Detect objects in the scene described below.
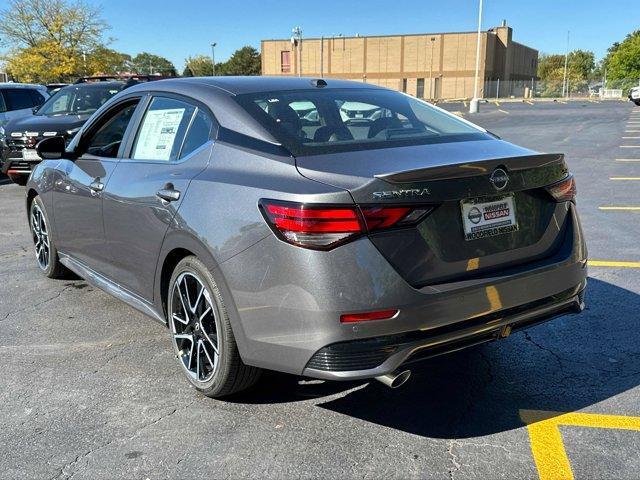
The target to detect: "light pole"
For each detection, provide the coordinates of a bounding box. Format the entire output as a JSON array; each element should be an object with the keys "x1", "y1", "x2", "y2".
[
  {"x1": 211, "y1": 43, "x2": 217, "y2": 76},
  {"x1": 292, "y1": 26, "x2": 302, "y2": 77},
  {"x1": 429, "y1": 37, "x2": 436, "y2": 100},
  {"x1": 469, "y1": 0, "x2": 483, "y2": 113},
  {"x1": 562, "y1": 31, "x2": 570, "y2": 98}
]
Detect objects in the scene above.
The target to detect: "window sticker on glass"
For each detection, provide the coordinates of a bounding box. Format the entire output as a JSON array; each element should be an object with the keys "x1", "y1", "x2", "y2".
[{"x1": 133, "y1": 108, "x2": 186, "y2": 160}]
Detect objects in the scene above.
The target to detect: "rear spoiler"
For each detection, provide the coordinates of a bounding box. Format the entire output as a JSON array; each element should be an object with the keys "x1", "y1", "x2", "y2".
[{"x1": 375, "y1": 153, "x2": 565, "y2": 184}]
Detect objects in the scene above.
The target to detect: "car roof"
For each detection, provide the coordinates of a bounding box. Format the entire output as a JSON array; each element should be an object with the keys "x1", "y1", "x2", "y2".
[
  {"x1": 61, "y1": 81, "x2": 126, "y2": 89},
  {"x1": 0, "y1": 83, "x2": 46, "y2": 90},
  {"x1": 130, "y1": 76, "x2": 382, "y2": 96}
]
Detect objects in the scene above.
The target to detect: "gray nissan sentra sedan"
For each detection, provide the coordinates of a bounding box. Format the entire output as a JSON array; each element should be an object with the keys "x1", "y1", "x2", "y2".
[{"x1": 26, "y1": 77, "x2": 587, "y2": 397}]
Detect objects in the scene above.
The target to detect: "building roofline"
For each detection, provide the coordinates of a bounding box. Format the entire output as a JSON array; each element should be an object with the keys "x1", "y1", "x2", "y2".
[{"x1": 261, "y1": 29, "x2": 499, "y2": 43}]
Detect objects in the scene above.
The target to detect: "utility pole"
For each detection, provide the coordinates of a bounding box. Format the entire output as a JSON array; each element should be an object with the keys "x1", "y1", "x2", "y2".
[
  {"x1": 469, "y1": 0, "x2": 483, "y2": 113},
  {"x1": 292, "y1": 26, "x2": 302, "y2": 77},
  {"x1": 562, "y1": 31, "x2": 570, "y2": 98},
  {"x1": 429, "y1": 37, "x2": 436, "y2": 100},
  {"x1": 211, "y1": 43, "x2": 217, "y2": 76}
]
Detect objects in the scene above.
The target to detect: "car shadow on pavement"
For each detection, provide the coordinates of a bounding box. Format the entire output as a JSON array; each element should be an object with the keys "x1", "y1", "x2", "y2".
[{"x1": 235, "y1": 277, "x2": 640, "y2": 438}]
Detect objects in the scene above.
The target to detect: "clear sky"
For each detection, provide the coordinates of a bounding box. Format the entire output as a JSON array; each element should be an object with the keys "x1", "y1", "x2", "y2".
[{"x1": 88, "y1": 0, "x2": 640, "y2": 69}]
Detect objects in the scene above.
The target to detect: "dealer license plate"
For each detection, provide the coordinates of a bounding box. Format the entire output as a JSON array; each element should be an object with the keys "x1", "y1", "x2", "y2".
[{"x1": 461, "y1": 195, "x2": 519, "y2": 241}]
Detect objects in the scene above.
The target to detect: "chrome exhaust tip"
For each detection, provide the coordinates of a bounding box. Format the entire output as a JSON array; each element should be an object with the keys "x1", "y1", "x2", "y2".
[{"x1": 375, "y1": 369, "x2": 411, "y2": 389}]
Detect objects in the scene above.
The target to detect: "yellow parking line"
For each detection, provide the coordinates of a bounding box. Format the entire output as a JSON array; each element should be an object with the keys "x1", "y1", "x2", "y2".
[
  {"x1": 609, "y1": 177, "x2": 640, "y2": 180},
  {"x1": 616, "y1": 158, "x2": 640, "y2": 162},
  {"x1": 498, "y1": 109, "x2": 510, "y2": 114},
  {"x1": 622, "y1": 136, "x2": 640, "y2": 139},
  {"x1": 599, "y1": 206, "x2": 640, "y2": 210},
  {"x1": 521, "y1": 409, "x2": 640, "y2": 480},
  {"x1": 588, "y1": 260, "x2": 640, "y2": 268}
]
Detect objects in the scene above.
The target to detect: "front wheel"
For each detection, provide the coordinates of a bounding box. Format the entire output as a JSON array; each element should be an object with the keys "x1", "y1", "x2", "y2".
[
  {"x1": 168, "y1": 256, "x2": 262, "y2": 398},
  {"x1": 634, "y1": 100, "x2": 640, "y2": 106}
]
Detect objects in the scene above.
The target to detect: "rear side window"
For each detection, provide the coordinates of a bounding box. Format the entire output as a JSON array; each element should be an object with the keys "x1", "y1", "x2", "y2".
[
  {"x1": 4, "y1": 89, "x2": 35, "y2": 110},
  {"x1": 235, "y1": 88, "x2": 489, "y2": 156},
  {"x1": 179, "y1": 109, "x2": 213, "y2": 159},
  {"x1": 131, "y1": 97, "x2": 196, "y2": 162},
  {"x1": 0, "y1": 92, "x2": 6, "y2": 112}
]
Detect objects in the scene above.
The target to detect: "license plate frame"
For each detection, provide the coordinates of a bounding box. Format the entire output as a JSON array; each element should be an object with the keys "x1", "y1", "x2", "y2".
[{"x1": 460, "y1": 195, "x2": 519, "y2": 241}]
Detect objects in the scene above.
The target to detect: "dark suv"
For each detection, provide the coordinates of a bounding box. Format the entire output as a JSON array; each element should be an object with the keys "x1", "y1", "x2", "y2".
[{"x1": 0, "y1": 78, "x2": 151, "y2": 185}]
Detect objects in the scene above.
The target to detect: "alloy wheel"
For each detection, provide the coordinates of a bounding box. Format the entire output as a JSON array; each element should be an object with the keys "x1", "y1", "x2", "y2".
[
  {"x1": 169, "y1": 272, "x2": 220, "y2": 383},
  {"x1": 30, "y1": 203, "x2": 50, "y2": 270}
]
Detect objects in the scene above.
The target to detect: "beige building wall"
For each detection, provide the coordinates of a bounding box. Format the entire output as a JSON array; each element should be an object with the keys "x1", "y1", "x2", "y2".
[{"x1": 261, "y1": 24, "x2": 537, "y2": 100}]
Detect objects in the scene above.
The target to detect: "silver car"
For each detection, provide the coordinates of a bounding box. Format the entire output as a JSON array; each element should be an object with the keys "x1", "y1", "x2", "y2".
[
  {"x1": 0, "y1": 83, "x2": 48, "y2": 127},
  {"x1": 27, "y1": 77, "x2": 587, "y2": 397}
]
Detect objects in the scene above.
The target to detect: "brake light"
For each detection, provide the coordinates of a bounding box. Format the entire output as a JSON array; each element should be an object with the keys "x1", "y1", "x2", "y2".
[
  {"x1": 340, "y1": 309, "x2": 399, "y2": 323},
  {"x1": 260, "y1": 200, "x2": 433, "y2": 250},
  {"x1": 546, "y1": 175, "x2": 576, "y2": 202}
]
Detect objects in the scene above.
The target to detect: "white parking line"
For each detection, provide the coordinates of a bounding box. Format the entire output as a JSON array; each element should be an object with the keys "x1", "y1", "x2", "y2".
[
  {"x1": 620, "y1": 146, "x2": 640, "y2": 148},
  {"x1": 622, "y1": 137, "x2": 640, "y2": 139},
  {"x1": 616, "y1": 159, "x2": 640, "y2": 162}
]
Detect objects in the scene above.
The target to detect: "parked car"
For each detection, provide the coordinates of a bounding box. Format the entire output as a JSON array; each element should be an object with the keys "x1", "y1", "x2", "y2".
[
  {"x1": 1, "y1": 80, "x2": 138, "y2": 185},
  {"x1": 27, "y1": 77, "x2": 587, "y2": 397},
  {"x1": 629, "y1": 86, "x2": 640, "y2": 106},
  {"x1": 0, "y1": 83, "x2": 48, "y2": 127}
]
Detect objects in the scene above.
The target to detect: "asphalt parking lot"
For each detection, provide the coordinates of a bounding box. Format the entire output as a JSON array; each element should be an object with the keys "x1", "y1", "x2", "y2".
[{"x1": 1, "y1": 99, "x2": 639, "y2": 480}]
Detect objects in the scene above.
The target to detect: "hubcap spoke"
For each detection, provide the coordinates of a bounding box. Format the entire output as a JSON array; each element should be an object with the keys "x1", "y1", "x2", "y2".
[{"x1": 30, "y1": 205, "x2": 50, "y2": 270}]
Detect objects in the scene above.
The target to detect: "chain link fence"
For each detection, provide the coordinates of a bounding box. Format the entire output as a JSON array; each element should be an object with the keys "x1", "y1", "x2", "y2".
[{"x1": 481, "y1": 78, "x2": 640, "y2": 100}]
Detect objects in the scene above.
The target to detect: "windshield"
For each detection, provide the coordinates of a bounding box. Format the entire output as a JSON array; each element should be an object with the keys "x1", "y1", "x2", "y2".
[
  {"x1": 37, "y1": 84, "x2": 122, "y2": 116},
  {"x1": 234, "y1": 88, "x2": 489, "y2": 156}
]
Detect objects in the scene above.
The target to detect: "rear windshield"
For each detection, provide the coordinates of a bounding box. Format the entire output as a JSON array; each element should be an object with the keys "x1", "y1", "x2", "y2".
[
  {"x1": 234, "y1": 88, "x2": 490, "y2": 156},
  {"x1": 37, "y1": 84, "x2": 123, "y2": 116}
]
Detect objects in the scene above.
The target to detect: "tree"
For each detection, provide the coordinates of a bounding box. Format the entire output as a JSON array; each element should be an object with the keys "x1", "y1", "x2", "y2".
[
  {"x1": 86, "y1": 47, "x2": 131, "y2": 76},
  {"x1": 217, "y1": 46, "x2": 261, "y2": 76},
  {"x1": 537, "y1": 50, "x2": 595, "y2": 97},
  {"x1": 606, "y1": 30, "x2": 640, "y2": 90},
  {"x1": 0, "y1": 0, "x2": 109, "y2": 82},
  {"x1": 183, "y1": 55, "x2": 213, "y2": 77},
  {"x1": 129, "y1": 52, "x2": 177, "y2": 76}
]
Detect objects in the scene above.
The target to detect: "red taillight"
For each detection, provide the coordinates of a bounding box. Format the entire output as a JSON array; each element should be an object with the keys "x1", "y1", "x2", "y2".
[
  {"x1": 340, "y1": 309, "x2": 399, "y2": 323},
  {"x1": 260, "y1": 200, "x2": 433, "y2": 250},
  {"x1": 546, "y1": 175, "x2": 576, "y2": 202}
]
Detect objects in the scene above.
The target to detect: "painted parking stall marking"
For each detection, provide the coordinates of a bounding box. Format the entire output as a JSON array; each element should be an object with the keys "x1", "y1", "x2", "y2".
[{"x1": 521, "y1": 409, "x2": 640, "y2": 480}]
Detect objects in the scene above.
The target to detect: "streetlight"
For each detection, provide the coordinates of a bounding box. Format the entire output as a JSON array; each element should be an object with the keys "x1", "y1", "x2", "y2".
[
  {"x1": 469, "y1": 0, "x2": 483, "y2": 113},
  {"x1": 211, "y1": 43, "x2": 217, "y2": 76},
  {"x1": 429, "y1": 37, "x2": 436, "y2": 100},
  {"x1": 292, "y1": 26, "x2": 302, "y2": 77}
]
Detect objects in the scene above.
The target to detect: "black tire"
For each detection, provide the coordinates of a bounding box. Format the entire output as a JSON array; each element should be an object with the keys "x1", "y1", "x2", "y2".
[
  {"x1": 8, "y1": 174, "x2": 28, "y2": 186},
  {"x1": 168, "y1": 256, "x2": 262, "y2": 398},
  {"x1": 30, "y1": 196, "x2": 66, "y2": 278},
  {"x1": 634, "y1": 101, "x2": 640, "y2": 106}
]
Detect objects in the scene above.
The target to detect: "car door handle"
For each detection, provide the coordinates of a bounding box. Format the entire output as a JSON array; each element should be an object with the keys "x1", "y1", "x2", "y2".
[
  {"x1": 156, "y1": 188, "x2": 181, "y2": 203},
  {"x1": 89, "y1": 178, "x2": 104, "y2": 192}
]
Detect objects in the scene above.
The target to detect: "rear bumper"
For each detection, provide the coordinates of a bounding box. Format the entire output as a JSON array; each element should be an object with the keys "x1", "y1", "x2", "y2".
[
  {"x1": 219, "y1": 202, "x2": 588, "y2": 379},
  {"x1": 303, "y1": 283, "x2": 585, "y2": 380}
]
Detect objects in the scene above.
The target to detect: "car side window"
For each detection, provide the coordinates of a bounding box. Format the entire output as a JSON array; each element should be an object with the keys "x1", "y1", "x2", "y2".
[
  {"x1": 83, "y1": 102, "x2": 139, "y2": 158},
  {"x1": 5, "y1": 89, "x2": 34, "y2": 111},
  {"x1": 131, "y1": 97, "x2": 196, "y2": 162},
  {"x1": 179, "y1": 109, "x2": 213, "y2": 159},
  {"x1": 0, "y1": 92, "x2": 6, "y2": 113},
  {"x1": 29, "y1": 90, "x2": 47, "y2": 107}
]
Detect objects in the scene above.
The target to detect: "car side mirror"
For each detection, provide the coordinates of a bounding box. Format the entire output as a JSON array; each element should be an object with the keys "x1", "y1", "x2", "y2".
[
  {"x1": 32, "y1": 106, "x2": 40, "y2": 114},
  {"x1": 36, "y1": 136, "x2": 70, "y2": 160}
]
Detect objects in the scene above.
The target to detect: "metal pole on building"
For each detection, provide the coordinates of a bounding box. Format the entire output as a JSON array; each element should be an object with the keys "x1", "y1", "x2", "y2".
[
  {"x1": 469, "y1": 0, "x2": 483, "y2": 113},
  {"x1": 562, "y1": 31, "x2": 570, "y2": 98},
  {"x1": 320, "y1": 36, "x2": 324, "y2": 77},
  {"x1": 496, "y1": 78, "x2": 500, "y2": 99},
  {"x1": 429, "y1": 37, "x2": 436, "y2": 99},
  {"x1": 210, "y1": 43, "x2": 217, "y2": 76}
]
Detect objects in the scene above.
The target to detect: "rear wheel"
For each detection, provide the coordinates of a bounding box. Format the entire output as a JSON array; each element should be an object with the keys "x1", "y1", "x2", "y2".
[
  {"x1": 8, "y1": 174, "x2": 28, "y2": 186},
  {"x1": 30, "y1": 196, "x2": 66, "y2": 278},
  {"x1": 168, "y1": 256, "x2": 262, "y2": 397}
]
